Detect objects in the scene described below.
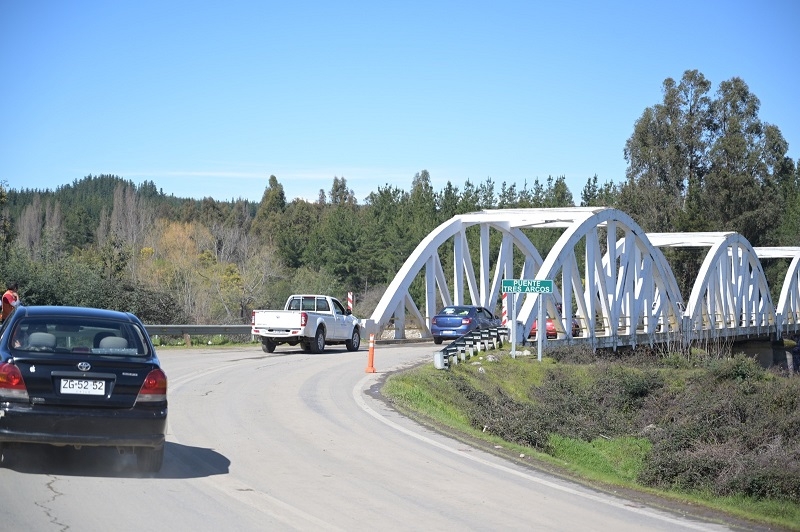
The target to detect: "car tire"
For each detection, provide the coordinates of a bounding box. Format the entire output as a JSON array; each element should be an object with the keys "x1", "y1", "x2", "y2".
[
  {"x1": 262, "y1": 339, "x2": 276, "y2": 353},
  {"x1": 310, "y1": 327, "x2": 325, "y2": 354},
  {"x1": 345, "y1": 328, "x2": 361, "y2": 351},
  {"x1": 136, "y1": 446, "x2": 164, "y2": 473},
  {"x1": 433, "y1": 337, "x2": 443, "y2": 345}
]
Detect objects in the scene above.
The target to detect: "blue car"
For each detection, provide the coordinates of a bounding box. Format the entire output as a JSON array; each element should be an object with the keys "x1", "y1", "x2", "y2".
[
  {"x1": 430, "y1": 305, "x2": 500, "y2": 345},
  {"x1": 0, "y1": 305, "x2": 167, "y2": 472}
]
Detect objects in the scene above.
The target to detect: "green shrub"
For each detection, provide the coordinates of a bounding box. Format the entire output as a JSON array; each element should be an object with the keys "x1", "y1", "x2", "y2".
[
  {"x1": 707, "y1": 354, "x2": 766, "y2": 382},
  {"x1": 443, "y1": 354, "x2": 800, "y2": 503}
]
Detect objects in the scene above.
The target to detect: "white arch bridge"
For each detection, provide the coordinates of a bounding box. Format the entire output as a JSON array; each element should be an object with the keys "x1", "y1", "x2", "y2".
[{"x1": 365, "y1": 208, "x2": 800, "y2": 351}]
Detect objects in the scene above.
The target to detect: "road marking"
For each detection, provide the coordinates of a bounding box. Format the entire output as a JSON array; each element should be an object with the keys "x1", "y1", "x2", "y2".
[{"x1": 353, "y1": 374, "x2": 723, "y2": 532}]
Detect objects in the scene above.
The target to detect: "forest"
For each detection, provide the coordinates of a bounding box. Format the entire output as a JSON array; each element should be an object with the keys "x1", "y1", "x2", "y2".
[{"x1": 1, "y1": 71, "x2": 798, "y2": 326}]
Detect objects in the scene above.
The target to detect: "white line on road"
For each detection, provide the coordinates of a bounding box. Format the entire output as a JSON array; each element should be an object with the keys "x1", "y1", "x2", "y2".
[{"x1": 353, "y1": 373, "x2": 724, "y2": 532}]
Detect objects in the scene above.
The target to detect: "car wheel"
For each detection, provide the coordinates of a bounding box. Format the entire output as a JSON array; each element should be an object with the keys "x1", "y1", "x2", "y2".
[
  {"x1": 310, "y1": 327, "x2": 325, "y2": 354},
  {"x1": 136, "y1": 446, "x2": 164, "y2": 473},
  {"x1": 433, "y1": 337, "x2": 443, "y2": 345},
  {"x1": 262, "y1": 339, "x2": 276, "y2": 353},
  {"x1": 345, "y1": 328, "x2": 361, "y2": 351}
]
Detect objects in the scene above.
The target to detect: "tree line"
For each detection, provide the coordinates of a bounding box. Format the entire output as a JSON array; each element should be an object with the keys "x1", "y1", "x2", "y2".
[{"x1": 1, "y1": 70, "x2": 797, "y2": 325}]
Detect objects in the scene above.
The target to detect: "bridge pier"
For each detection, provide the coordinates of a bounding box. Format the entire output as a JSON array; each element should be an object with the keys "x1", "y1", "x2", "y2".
[{"x1": 731, "y1": 338, "x2": 795, "y2": 370}]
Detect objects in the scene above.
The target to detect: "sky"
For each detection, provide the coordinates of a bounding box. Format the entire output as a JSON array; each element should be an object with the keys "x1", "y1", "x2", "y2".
[{"x1": 1, "y1": 0, "x2": 798, "y2": 204}]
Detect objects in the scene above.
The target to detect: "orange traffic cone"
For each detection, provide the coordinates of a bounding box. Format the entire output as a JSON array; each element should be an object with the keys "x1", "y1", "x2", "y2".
[{"x1": 365, "y1": 333, "x2": 376, "y2": 373}]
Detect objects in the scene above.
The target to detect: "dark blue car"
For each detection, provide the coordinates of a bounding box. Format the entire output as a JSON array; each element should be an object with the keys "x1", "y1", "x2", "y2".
[
  {"x1": 0, "y1": 305, "x2": 167, "y2": 472},
  {"x1": 430, "y1": 305, "x2": 500, "y2": 345}
]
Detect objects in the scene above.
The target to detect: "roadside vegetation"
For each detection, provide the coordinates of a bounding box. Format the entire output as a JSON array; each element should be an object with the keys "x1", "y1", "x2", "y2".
[{"x1": 382, "y1": 347, "x2": 800, "y2": 530}]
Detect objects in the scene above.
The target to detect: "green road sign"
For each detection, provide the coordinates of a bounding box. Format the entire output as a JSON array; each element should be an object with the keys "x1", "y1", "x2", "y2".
[{"x1": 501, "y1": 279, "x2": 554, "y2": 294}]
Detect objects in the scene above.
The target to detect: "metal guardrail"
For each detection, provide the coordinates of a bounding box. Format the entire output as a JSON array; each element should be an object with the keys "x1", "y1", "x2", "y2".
[
  {"x1": 145, "y1": 325, "x2": 252, "y2": 336},
  {"x1": 433, "y1": 326, "x2": 510, "y2": 369}
]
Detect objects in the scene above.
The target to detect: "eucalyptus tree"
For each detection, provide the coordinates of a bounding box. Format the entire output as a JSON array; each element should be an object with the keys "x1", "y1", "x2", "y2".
[
  {"x1": 621, "y1": 70, "x2": 712, "y2": 232},
  {"x1": 703, "y1": 77, "x2": 785, "y2": 246},
  {"x1": 776, "y1": 159, "x2": 800, "y2": 246}
]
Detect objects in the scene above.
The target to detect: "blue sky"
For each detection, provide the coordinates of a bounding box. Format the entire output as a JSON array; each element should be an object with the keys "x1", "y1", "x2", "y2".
[{"x1": 1, "y1": 1, "x2": 798, "y2": 204}]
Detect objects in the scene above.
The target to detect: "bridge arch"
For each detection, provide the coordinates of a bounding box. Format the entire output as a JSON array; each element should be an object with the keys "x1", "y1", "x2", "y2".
[
  {"x1": 366, "y1": 208, "x2": 799, "y2": 347},
  {"x1": 647, "y1": 233, "x2": 778, "y2": 341},
  {"x1": 687, "y1": 233, "x2": 774, "y2": 339},
  {"x1": 753, "y1": 247, "x2": 800, "y2": 338},
  {"x1": 515, "y1": 209, "x2": 684, "y2": 349},
  {"x1": 368, "y1": 209, "x2": 556, "y2": 338}
]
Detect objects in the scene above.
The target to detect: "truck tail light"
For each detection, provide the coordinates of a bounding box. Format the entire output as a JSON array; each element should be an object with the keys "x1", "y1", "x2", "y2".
[
  {"x1": 0, "y1": 362, "x2": 29, "y2": 400},
  {"x1": 300, "y1": 312, "x2": 308, "y2": 327},
  {"x1": 136, "y1": 368, "x2": 168, "y2": 403},
  {"x1": 251, "y1": 310, "x2": 255, "y2": 326}
]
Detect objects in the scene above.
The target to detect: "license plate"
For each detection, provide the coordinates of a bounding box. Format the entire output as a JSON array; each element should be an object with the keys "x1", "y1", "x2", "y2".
[
  {"x1": 61, "y1": 378, "x2": 105, "y2": 396},
  {"x1": 443, "y1": 330, "x2": 457, "y2": 335}
]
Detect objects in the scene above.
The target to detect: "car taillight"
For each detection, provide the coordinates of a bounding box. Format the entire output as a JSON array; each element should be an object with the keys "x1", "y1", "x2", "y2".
[
  {"x1": 461, "y1": 318, "x2": 472, "y2": 325},
  {"x1": 300, "y1": 312, "x2": 308, "y2": 327},
  {"x1": 136, "y1": 368, "x2": 167, "y2": 403},
  {"x1": 0, "y1": 362, "x2": 29, "y2": 400}
]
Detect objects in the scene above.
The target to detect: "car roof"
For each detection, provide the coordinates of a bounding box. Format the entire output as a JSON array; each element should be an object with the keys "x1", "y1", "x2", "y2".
[{"x1": 11, "y1": 305, "x2": 140, "y2": 323}]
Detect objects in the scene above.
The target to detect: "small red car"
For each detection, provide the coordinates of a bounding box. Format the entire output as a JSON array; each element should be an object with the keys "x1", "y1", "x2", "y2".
[{"x1": 530, "y1": 317, "x2": 581, "y2": 339}]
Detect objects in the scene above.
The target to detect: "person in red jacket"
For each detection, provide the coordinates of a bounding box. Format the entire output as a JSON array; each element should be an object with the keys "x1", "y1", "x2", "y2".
[{"x1": 1, "y1": 281, "x2": 19, "y2": 322}]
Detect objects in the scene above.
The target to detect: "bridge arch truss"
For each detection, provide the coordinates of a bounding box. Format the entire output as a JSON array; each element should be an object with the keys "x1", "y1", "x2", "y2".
[{"x1": 367, "y1": 208, "x2": 800, "y2": 348}]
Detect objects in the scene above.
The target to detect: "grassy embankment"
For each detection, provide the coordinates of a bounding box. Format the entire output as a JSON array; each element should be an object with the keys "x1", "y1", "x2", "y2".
[{"x1": 382, "y1": 346, "x2": 800, "y2": 531}]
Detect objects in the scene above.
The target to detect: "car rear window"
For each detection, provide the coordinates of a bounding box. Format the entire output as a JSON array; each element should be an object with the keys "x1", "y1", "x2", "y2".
[
  {"x1": 440, "y1": 306, "x2": 472, "y2": 316},
  {"x1": 9, "y1": 317, "x2": 150, "y2": 356}
]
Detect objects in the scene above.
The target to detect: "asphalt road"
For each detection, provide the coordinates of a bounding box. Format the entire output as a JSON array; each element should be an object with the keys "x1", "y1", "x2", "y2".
[{"x1": 0, "y1": 343, "x2": 741, "y2": 531}]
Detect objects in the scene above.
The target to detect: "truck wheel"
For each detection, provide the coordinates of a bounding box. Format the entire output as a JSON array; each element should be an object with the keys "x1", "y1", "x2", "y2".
[
  {"x1": 262, "y1": 339, "x2": 276, "y2": 353},
  {"x1": 346, "y1": 328, "x2": 361, "y2": 351},
  {"x1": 310, "y1": 327, "x2": 325, "y2": 354}
]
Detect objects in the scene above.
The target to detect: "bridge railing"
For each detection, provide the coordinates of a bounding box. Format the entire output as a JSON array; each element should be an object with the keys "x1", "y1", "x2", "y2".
[{"x1": 433, "y1": 326, "x2": 510, "y2": 370}]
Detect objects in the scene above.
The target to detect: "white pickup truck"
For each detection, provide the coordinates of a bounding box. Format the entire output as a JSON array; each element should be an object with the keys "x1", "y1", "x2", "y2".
[{"x1": 251, "y1": 294, "x2": 361, "y2": 354}]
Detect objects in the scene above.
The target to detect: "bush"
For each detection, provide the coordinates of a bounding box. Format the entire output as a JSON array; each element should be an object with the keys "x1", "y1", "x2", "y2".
[
  {"x1": 637, "y1": 363, "x2": 800, "y2": 502},
  {"x1": 446, "y1": 354, "x2": 800, "y2": 503}
]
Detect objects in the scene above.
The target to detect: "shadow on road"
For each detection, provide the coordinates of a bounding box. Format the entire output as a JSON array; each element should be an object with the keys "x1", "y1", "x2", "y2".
[{"x1": 0, "y1": 441, "x2": 229, "y2": 479}]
